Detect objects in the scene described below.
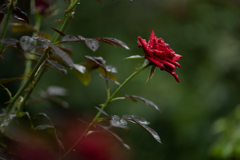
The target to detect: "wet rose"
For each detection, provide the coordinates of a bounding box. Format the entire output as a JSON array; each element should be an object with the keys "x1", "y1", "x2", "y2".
[
  {"x1": 35, "y1": 0, "x2": 49, "y2": 15},
  {"x1": 138, "y1": 30, "x2": 182, "y2": 82}
]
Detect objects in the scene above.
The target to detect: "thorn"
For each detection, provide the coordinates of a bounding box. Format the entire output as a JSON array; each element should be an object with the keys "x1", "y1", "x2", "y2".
[
  {"x1": 25, "y1": 88, "x2": 31, "y2": 92},
  {"x1": 55, "y1": 19, "x2": 61, "y2": 24},
  {"x1": 4, "y1": 101, "x2": 10, "y2": 104}
]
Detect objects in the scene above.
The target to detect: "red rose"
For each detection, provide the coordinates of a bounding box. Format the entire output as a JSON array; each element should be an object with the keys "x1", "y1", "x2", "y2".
[
  {"x1": 35, "y1": 0, "x2": 49, "y2": 15},
  {"x1": 138, "y1": 30, "x2": 182, "y2": 82}
]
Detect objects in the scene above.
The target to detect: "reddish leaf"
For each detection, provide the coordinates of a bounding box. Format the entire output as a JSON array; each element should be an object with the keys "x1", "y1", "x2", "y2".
[
  {"x1": 12, "y1": 6, "x2": 29, "y2": 24},
  {"x1": 58, "y1": 46, "x2": 73, "y2": 57},
  {"x1": 122, "y1": 115, "x2": 150, "y2": 125},
  {"x1": 96, "y1": 37, "x2": 130, "y2": 50},
  {"x1": 126, "y1": 95, "x2": 161, "y2": 113},
  {"x1": 62, "y1": 35, "x2": 80, "y2": 42},
  {"x1": 85, "y1": 38, "x2": 100, "y2": 52},
  {"x1": 0, "y1": 4, "x2": 29, "y2": 24},
  {"x1": 47, "y1": 59, "x2": 67, "y2": 75}
]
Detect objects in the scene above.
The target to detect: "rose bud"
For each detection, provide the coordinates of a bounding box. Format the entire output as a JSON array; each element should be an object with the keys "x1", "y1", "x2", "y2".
[{"x1": 35, "y1": 0, "x2": 49, "y2": 15}]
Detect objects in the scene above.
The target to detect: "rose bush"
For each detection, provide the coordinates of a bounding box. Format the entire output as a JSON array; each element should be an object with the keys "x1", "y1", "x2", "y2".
[{"x1": 138, "y1": 30, "x2": 182, "y2": 82}]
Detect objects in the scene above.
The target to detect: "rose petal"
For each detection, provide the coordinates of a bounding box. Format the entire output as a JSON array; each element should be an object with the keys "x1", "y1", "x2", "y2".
[
  {"x1": 145, "y1": 54, "x2": 165, "y2": 69},
  {"x1": 138, "y1": 37, "x2": 154, "y2": 57},
  {"x1": 167, "y1": 58, "x2": 181, "y2": 67}
]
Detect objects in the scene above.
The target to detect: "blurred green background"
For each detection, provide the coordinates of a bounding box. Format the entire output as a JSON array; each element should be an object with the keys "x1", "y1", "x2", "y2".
[{"x1": 1, "y1": 0, "x2": 240, "y2": 159}]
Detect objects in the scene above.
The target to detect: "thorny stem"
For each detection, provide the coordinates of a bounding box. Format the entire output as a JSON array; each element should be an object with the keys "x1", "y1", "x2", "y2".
[
  {"x1": 20, "y1": 14, "x2": 43, "y2": 88},
  {"x1": 62, "y1": 63, "x2": 150, "y2": 159},
  {"x1": 3, "y1": 0, "x2": 79, "y2": 121},
  {"x1": 0, "y1": 2, "x2": 14, "y2": 51}
]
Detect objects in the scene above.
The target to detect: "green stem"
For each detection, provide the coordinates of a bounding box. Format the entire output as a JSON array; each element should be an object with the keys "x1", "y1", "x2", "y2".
[
  {"x1": 21, "y1": 14, "x2": 42, "y2": 86},
  {"x1": 4, "y1": 0, "x2": 79, "y2": 116},
  {"x1": 0, "y1": 2, "x2": 14, "y2": 51},
  {"x1": 17, "y1": 68, "x2": 45, "y2": 113},
  {"x1": 62, "y1": 63, "x2": 150, "y2": 160},
  {"x1": 94, "y1": 64, "x2": 149, "y2": 119}
]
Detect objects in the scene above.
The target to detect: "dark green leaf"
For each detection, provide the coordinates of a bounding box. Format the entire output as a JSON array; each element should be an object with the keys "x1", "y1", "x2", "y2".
[
  {"x1": 126, "y1": 94, "x2": 137, "y2": 103},
  {"x1": 33, "y1": 36, "x2": 75, "y2": 68},
  {"x1": 85, "y1": 38, "x2": 100, "y2": 52},
  {"x1": 78, "y1": 35, "x2": 86, "y2": 41},
  {"x1": 126, "y1": 95, "x2": 161, "y2": 113},
  {"x1": 33, "y1": 112, "x2": 51, "y2": 121},
  {"x1": 97, "y1": 67, "x2": 118, "y2": 82},
  {"x1": 125, "y1": 55, "x2": 144, "y2": 59},
  {"x1": 105, "y1": 65, "x2": 117, "y2": 73},
  {"x1": 122, "y1": 115, "x2": 150, "y2": 125},
  {"x1": 0, "y1": 38, "x2": 19, "y2": 45},
  {"x1": 74, "y1": 64, "x2": 86, "y2": 74},
  {"x1": 95, "y1": 106, "x2": 110, "y2": 118},
  {"x1": 47, "y1": 59, "x2": 67, "y2": 75},
  {"x1": 59, "y1": 47, "x2": 73, "y2": 57},
  {"x1": 46, "y1": 86, "x2": 67, "y2": 96},
  {"x1": 17, "y1": 112, "x2": 33, "y2": 128},
  {"x1": 142, "y1": 59, "x2": 151, "y2": 67},
  {"x1": 134, "y1": 121, "x2": 162, "y2": 144},
  {"x1": 111, "y1": 115, "x2": 128, "y2": 127},
  {"x1": 20, "y1": 36, "x2": 35, "y2": 51},
  {"x1": 73, "y1": 66, "x2": 91, "y2": 86},
  {"x1": 2, "y1": 114, "x2": 16, "y2": 127},
  {"x1": 11, "y1": 21, "x2": 34, "y2": 33},
  {"x1": 85, "y1": 55, "x2": 106, "y2": 67},
  {"x1": 99, "y1": 73, "x2": 120, "y2": 86},
  {"x1": 99, "y1": 125, "x2": 130, "y2": 150},
  {"x1": 35, "y1": 124, "x2": 54, "y2": 130}
]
